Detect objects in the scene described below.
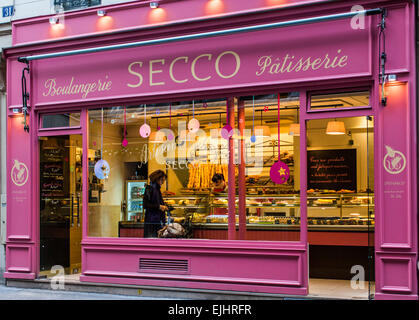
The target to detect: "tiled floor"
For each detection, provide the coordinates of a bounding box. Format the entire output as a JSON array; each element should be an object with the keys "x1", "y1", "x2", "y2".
[{"x1": 309, "y1": 278, "x2": 375, "y2": 300}]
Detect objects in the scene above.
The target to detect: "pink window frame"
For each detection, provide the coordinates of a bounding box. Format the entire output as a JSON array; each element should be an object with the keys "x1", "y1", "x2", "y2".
[{"x1": 32, "y1": 81, "x2": 377, "y2": 287}]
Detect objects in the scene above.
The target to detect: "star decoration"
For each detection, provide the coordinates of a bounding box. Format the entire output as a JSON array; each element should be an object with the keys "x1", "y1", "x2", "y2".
[{"x1": 278, "y1": 167, "x2": 286, "y2": 176}]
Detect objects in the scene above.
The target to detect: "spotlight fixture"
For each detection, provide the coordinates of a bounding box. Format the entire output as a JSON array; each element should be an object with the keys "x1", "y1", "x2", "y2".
[
  {"x1": 49, "y1": 17, "x2": 59, "y2": 24},
  {"x1": 150, "y1": 2, "x2": 159, "y2": 9},
  {"x1": 387, "y1": 74, "x2": 397, "y2": 82},
  {"x1": 97, "y1": 10, "x2": 107, "y2": 17}
]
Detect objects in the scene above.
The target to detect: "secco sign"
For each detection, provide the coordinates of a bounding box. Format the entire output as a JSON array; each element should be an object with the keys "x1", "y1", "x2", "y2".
[{"x1": 33, "y1": 18, "x2": 371, "y2": 105}]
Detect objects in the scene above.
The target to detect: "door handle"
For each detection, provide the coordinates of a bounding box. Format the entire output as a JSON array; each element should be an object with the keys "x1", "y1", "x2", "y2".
[
  {"x1": 77, "y1": 194, "x2": 80, "y2": 227},
  {"x1": 71, "y1": 194, "x2": 74, "y2": 227}
]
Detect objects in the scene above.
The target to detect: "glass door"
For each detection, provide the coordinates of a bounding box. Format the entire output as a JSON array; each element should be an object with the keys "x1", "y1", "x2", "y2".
[
  {"x1": 306, "y1": 116, "x2": 374, "y2": 299},
  {"x1": 39, "y1": 135, "x2": 83, "y2": 276}
]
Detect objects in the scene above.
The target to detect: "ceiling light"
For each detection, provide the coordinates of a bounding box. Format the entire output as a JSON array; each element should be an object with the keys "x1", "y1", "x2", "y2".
[
  {"x1": 326, "y1": 120, "x2": 346, "y2": 135},
  {"x1": 254, "y1": 125, "x2": 271, "y2": 138},
  {"x1": 149, "y1": 131, "x2": 166, "y2": 143},
  {"x1": 97, "y1": 10, "x2": 106, "y2": 17},
  {"x1": 288, "y1": 123, "x2": 300, "y2": 136},
  {"x1": 387, "y1": 74, "x2": 397, "y2": 82},
  {"x1": 150, "y1": 2, "x2": 159, "y2": 9}
]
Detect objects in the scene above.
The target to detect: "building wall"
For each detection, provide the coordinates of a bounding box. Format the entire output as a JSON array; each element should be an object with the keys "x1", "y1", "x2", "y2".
[{"x1": 0, "y1": 0, "x2": 134, "y2": 285}]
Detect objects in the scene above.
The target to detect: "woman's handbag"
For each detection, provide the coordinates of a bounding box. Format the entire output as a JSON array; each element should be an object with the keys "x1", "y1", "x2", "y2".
[{"x1": 157, "y1": 223, "x2": 186, "y2": 238}]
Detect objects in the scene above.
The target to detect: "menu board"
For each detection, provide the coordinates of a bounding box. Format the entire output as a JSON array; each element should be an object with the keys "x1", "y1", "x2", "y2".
[
  {"x1": 307, "y1": 149, "x2": 357, "y2": 191},
  {"x1": 41, "y1": 146, "x2": 66, "y2": 197}
]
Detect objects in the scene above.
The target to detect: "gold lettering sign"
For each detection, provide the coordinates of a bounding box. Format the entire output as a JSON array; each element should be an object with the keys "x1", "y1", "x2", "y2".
[{"x1": 42, "y1": 76, "x2": 112, "y2": 99}]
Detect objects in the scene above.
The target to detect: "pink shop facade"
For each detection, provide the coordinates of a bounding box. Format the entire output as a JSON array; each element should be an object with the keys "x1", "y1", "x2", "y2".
[{"x1": 2, "y1": 0, "x2": 418, "y2": 299}]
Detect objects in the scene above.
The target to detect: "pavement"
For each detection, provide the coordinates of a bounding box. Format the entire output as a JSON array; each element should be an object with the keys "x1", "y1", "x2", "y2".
[{"x1": 0, "y1": 284, "x2": 178, "y2": 300}]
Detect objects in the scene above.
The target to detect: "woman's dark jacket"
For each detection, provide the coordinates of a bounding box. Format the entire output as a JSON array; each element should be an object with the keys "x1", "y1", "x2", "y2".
[{"x1": 143, "y1": 182, "x2": 166, "y2": 224}]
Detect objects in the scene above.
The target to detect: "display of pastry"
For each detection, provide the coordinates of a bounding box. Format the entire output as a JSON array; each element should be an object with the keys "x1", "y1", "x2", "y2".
[{"x1": 314, "y1": 199, "x2": 334, "y2": 205}]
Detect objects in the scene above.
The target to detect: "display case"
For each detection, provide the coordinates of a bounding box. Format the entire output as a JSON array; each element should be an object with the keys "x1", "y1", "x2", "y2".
[
  {"x1": 119, "y1": 191, "x2": 375, "y2": 239},
  {"x1": 160, "y1": 192, "x2": 374, "y2": 229},
  {"x1": 125, "y1": 180, "x2": 147, "y2": 221}
]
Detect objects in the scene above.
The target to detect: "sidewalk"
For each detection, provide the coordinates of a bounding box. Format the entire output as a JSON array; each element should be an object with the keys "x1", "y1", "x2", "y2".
[{"x1": 0, "y1": 284, "x2": 179, "y2": 300}]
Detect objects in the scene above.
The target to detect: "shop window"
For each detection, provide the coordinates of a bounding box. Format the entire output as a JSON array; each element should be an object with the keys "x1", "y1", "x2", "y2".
[
  {"x1": 87, "y1": 94, "x2": 301, "y2": 242},
  {"x1": 309, "y1": 90, "x2": 370, "y2": 111},
  {"x1": 40, "y1": 112, "x2": 81, "y2": 129},
  {"x1": 53, "y1": 0, "x2": 101, "y2": 11},
  {"x1": 88, "y1": 100, "x2": 230, "y2": 239},
  {"x1": 238, "y1": 93, "x2": 301, "y2": 241}
]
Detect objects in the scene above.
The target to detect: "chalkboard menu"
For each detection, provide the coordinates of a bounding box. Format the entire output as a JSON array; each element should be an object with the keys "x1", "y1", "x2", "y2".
[
  {"x1": 307, "y1": 149, "x2": 357, "y2": 191},
  {"x1": 40, "y1": 140, "x2": 67, "y2": 197}
]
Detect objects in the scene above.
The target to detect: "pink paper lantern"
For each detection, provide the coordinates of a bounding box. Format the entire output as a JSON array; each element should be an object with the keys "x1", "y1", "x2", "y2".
[
  {"x1": 188, "y1": 118, "x2": 200, "y2": 133},
  {"x1": 221, "y1": 125, "x2": 233, "y2": 140},
  {"x1": 139, "y1": 123, "x2": 151, "y2": 138}
]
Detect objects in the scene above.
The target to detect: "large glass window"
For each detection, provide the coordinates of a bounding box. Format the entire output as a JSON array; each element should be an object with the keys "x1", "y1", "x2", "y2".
[{"x1": 87, "y1": 93, "x2": 301, "y2": 241}]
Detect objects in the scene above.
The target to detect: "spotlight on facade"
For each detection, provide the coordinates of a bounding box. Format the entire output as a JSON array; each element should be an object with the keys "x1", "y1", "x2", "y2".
[
  {"x1": 49, "y1": 17, "x2": 59, "y2": 24},
  {"x1": 150, "y1": 2, "x2": 159, "y2": 9},
  {"x1": 388, "y1": 74, "x2": 397, "y2": 82},
  {"x1": 97, "y1": 10, "x2": 107, "y2": 17}
]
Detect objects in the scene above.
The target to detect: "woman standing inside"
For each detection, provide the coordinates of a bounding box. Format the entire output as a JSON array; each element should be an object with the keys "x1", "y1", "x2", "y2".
[{"x1": 143, "y1": 170, "x2": 168, "y2": 238}]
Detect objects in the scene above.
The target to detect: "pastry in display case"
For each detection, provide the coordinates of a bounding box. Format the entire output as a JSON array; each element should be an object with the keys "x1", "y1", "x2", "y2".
[{"x1": 129, "y1": 190, "x2": 374, "y2": 231}]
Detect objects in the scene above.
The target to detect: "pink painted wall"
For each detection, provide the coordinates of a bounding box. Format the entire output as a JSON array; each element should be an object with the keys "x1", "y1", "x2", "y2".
[
  {"x1": 11, "y1": 0, "x2": 326, "y2": 45},
  {"x1": 3, "y1": 0, "x2": 418, "y2": 299}
]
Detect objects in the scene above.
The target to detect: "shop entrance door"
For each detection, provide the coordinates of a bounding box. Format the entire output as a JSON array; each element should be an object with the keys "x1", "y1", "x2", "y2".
[
  {"x1": 305, "y1": 115, "x2": 374, "y2": 299},
  {"x1": 39, "y1": 135, "x2": 83, "y2": 276}
]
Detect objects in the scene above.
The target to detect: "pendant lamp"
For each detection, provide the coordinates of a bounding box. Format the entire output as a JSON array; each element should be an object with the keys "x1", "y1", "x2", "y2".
[
  {"x1": 254, "y1": 110, "x2": 271, "y2": 138},
  {"x1": 326, "y1": 120, "x2": 346, "y2": 135},
  {"x1": 149, "y1": 118, "x2": 166, "y2": 143},
  {"x1": 288, "y1": 108, "x2": 300, "y2": 136}
]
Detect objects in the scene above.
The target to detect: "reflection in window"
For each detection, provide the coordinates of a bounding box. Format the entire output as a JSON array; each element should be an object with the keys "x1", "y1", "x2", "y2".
[
  {"x1": 41, "y1": 113, "x2": 81, "y2": 129},
  {"x1": 54, "y1": 0, "x2": 101, "y2": 11}
]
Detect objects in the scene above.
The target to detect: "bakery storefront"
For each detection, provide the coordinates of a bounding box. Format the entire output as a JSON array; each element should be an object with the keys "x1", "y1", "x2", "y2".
[{"x1": 3, "y1": 0, "x2": 418, "y2": 299}]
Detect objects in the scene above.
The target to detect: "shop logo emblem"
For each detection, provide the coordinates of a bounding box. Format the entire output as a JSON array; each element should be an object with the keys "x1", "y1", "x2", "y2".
[
  {"x1": 383, "y1": 145, "x2": 406, "y2": 175},
  {"x1": 11, "y1": 159, "x2": 29, "y2": 187}
]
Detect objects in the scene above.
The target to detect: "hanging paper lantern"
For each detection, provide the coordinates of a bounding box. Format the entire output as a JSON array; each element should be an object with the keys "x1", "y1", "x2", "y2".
[
  {"x1": 122, "y1": 138, "x2": 128, "y2": 147},
  {"x1": 188, "y1": 118, "x2": 200, "y2": 133},
  {"x1": 270, "y1": 161, "x2": 290, "y2": 185},
  {"x1": 221, "y1": 125, "x2": 233, "y2": 140},
  {"x1": 250, "y1": 135, "x2": 257, "y2": 143},
  {"x1": 94, "y1": 159, "x2": 110, "y2": 180},
  {"x1": 139, "y1": 123, "x2": 151, "y2": 138}
]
